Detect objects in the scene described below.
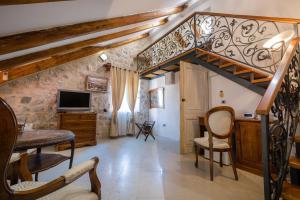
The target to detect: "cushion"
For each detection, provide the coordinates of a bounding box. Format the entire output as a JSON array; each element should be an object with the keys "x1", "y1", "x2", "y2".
[
  {"x1": 194, "y1": 136, "x2": 229, "y2": 149},
  {"x1": 208, "y1": 111, "x2": 232, "y2": 136},
  {"x1": 63, "y1": 159, "x2": 96, "y2": 184},
  {"x1": 11, "y1": 181, "x2": 98, "y2": 200}
]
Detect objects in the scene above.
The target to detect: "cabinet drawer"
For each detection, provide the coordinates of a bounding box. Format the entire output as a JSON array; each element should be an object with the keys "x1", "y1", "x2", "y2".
[
  {"x1": 61, "y1": 114, "x2": 96, "y2": 121},
  {"x1": 61, "y1": 120, "x2": 96, "y2": 128}
]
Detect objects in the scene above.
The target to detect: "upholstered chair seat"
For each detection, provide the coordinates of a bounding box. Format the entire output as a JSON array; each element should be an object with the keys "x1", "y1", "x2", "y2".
[
  {"x1": 11, "y1": 181, "x2": 98, "y2": 200},
  {"x1": 9, "y1": 158, "x2": 100, "y2": 200},
  {"x1": 194, "y1": 136, "x2": 229, "y2": 149}
]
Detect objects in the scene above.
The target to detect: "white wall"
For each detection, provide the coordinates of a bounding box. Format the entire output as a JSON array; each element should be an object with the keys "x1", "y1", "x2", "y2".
[
  {"x1": 149, "y1": 72, "x2": 180, "y2": 141},
  {"x1": 209, "y1": 72, "x2": 262, "y2": 118},
  {"x1": 209, "y1": 0, "x2": 300, "y2": 18}
]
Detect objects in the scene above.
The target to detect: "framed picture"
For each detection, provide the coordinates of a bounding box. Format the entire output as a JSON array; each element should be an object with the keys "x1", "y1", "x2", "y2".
[
  {"x1": 149, "y1": 87, "x2": 164, "y2": 109},
  {"x1": 86, "y1": 76, "x2": 108, "y2": 92}
]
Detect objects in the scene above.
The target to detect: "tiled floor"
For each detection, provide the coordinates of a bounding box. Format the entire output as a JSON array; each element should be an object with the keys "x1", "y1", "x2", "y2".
[{"x1": 40, "y1": 136, "x2": 264, "y2": 200}]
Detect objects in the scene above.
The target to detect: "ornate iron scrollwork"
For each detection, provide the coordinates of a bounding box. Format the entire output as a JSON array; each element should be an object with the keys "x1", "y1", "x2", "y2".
[
  {"x1": 268, "y1": 47, "x2": 300, "y2": 199},
  {"x1": 137, "y1": 13, "x2": 296, "y2": 75},
  {"x1": 137, "y1": 17, "x2": 196, "y2": 72},
  {"x1": 195, "y1": 14, "x2": 282, "y2": 73}
]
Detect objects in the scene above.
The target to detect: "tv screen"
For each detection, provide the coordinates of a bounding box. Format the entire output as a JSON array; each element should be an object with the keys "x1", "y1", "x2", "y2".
[{"x1": 57, "y1": 90, "x2": 91, "y2": 111}]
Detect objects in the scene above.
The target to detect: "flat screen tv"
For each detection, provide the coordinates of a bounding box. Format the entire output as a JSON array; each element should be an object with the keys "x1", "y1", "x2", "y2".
[{"x1": 57, "y1": 90, "x2": 91, "y2": 111}]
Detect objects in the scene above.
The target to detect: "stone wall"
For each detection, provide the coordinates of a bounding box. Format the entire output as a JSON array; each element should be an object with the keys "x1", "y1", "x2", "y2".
[{"x1": 0, "y1": 39, "x2": 150, "y2": 139}]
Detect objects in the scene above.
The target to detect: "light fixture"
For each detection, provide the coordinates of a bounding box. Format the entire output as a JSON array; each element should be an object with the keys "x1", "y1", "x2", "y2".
[
  {"x1": 1, "y1": 70, "x2": 8, "y2": 81},
  {"x1": 99, "y1": 53, "x2": 108, "y2": 61},
  {"x1": 103, "y1": 63, "x2": 112, "y2": 72},
  {"x1": 263, "y1": 30, "x2": 296, "y2": 50}
]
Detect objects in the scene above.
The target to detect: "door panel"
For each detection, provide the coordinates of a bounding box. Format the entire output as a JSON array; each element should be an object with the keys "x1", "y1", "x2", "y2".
[{"x1": 180, "y1": 61, "x2": 209, "y2": 153}]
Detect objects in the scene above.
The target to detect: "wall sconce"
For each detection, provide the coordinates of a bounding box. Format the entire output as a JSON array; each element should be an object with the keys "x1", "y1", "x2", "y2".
[
  {"x1": 1, "y1": 70, "x2": 8, "y2": 81},
  {"x1": 99, "y1": 53, "x2": 108, "y2": 62},
  {"x1": 103, "y1": 63, "x2": 112, "y2": 72}
]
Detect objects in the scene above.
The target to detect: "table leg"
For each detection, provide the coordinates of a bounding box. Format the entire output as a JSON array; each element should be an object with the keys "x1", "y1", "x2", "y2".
[
  {"x1": 34, "y1": 147, "x2": 41, "y2": 181},
  {"x1": 69, "y1": 140, "x2": 75, "y2": 169}
]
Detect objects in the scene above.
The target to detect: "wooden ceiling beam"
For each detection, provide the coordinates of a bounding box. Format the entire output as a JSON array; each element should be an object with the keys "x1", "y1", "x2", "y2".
[
  {"x1": 0, "y1": 18, "x2": 167, "y2": 70},
  {"x1": 0, "y1": 33, "x2": 149, "y2": 84},
  {"x1": 0, "y1": 3, "x2": 187, "y2": 55},
  {"x1": 0, "y1": 0, "x2": 71, "y2": 5}
]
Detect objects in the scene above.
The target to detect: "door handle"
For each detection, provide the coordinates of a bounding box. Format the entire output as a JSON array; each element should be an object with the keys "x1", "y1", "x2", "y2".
[{"x1": 182, "y1": 98, "x2": 186, "y2": 102}]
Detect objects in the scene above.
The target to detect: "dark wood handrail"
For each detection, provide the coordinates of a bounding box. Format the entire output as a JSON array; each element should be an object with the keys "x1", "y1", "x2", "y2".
[
  {"x1": 256, "y1": 37, "x2": 300, "y2": 115},
  {"x1": 198, "y1": 12, "x2": 300, "y2": 24}
]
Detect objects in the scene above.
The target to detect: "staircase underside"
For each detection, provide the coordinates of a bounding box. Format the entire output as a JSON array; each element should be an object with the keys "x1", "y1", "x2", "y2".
[{"x1": 140, "y1": 48, "x2": 273, "y2": 95}]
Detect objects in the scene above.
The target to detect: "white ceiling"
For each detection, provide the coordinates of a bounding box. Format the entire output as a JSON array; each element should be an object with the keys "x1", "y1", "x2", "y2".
[
  {"x1": 0, "y1": 0, "x2": 202, "y2": 61},
  {"x1": 0, "y1": 0, "x2": 188, "y2": 36}
]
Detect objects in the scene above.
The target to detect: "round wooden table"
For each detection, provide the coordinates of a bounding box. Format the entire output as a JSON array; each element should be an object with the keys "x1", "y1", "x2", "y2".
[{"x1": 15, "y1": 130, "x2": 75, "y2": 181}]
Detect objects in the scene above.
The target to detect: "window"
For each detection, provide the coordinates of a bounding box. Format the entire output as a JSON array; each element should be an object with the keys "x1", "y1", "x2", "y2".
[{"x1": 118, "y1": 80, "x2": 140, "y2": 113}]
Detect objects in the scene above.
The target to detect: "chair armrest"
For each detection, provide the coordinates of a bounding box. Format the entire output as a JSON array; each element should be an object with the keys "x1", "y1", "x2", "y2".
[
  {"x1": 10, "y1": 153, "x2": 21, "y2": 164},
  {"x1": 63, "y1": 157, "x2": 97, "y2": 183},
  {"x1": 12, "y1": 157, "x2": 101, "y2": 200},
  {"x1": 10, "y1": 149, "x2": 36, "y2": 164}
]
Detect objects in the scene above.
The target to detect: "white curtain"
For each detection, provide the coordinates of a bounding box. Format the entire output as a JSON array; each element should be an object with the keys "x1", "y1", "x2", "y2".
[
  {"x1": 110, "y1": 67, "x2": 127, "y2": 137},
  {"x1": 126, "y1": 71, "x2": 139, "y2": 135},
  {"x1": 110, "y1": 68, "x2": 139, "y2": 137}
]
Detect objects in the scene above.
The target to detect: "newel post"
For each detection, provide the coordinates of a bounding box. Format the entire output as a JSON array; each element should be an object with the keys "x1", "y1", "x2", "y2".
[{"x1": 261, "y1": 114, "x2": 271, "y2": 200}]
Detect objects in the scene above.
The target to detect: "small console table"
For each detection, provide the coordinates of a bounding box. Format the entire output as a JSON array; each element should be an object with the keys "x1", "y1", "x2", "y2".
[{"x1": 15, "y1": 129, "x2": 75, "y2": 181}]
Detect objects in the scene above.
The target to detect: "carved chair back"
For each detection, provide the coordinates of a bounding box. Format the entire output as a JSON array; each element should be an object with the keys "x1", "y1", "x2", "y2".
[
  {"x1": 0, "y1": 97, "x2": 18, "y2": 198},
  {"x1": 204, "y1": 106, "x2": 235, "y2": 140}
]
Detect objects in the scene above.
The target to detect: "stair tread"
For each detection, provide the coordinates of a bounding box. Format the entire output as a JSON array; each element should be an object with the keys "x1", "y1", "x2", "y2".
[
  {"x1": 234, "y1": 69, "x2": 252, "y2": 75},
  {"x1": 219, "y1": 62, "x2": 234, "y2": 68},
  {"x1": 283, "y1": 182, "x2": 300, "y2": 200},
  {"x1": 195, "y1": 52, "x2": 208, "y2": 58},
  {"x1": 251, "y1": 77, "x2": 272, "y2": 84},
  {"x1": 207, "y1": 57, "x2": 219, "y2": 63},
  {"x1": 290, "y1": 156, "x2": 300, "y2": 169},
  {"x1": 295, "y1": 135, "x2": 300, "y2": 143}
]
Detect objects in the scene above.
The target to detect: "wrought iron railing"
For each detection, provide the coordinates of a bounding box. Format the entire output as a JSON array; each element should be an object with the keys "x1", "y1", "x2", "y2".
[
  {"x1": 137, "y1": 12, "x2": 299, "y2": 74},
  {"x1": 257, "y1": 38, "x2": 300, "y2": 200}
]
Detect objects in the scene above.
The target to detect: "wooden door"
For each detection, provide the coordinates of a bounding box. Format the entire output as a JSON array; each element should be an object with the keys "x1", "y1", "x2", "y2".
[{"x1": 180, "y1": 61, "x2": 209, "y2": 154}]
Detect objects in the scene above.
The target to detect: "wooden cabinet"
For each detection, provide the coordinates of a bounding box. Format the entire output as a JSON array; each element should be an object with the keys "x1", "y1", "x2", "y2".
[
  {"x1": 57, "y1": 112, "x2": 97, "y2": 151},
  {"x1": 235, "y1": 119, "x2": 262, "y2": 175}
]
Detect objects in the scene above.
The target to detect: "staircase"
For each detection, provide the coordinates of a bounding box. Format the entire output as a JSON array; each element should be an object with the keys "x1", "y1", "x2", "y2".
[
  {"x1": 139, "y1": 47, "x2": 273, "y2": 95},
  {"x1": 137, "y1": 12, "x2": 300, "y2": 200},
  {"x1": 282, "y1": 136, "x2": 300, "y2": 200}
]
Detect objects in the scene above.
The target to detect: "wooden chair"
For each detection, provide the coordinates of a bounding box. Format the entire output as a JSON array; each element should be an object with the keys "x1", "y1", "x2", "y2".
[
  {"x1": 136, "y1": 121, "x2": 155, "y2": 141},
  {"x1": 0, "y1": 97, "x2": 101, "y2": 200},
  {"x1": 194, "y1": 106, "x2": 238, "y2": 181}
]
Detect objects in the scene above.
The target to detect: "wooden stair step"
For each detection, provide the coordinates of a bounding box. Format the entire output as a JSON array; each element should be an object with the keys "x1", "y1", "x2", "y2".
[
  {"x1": 251, "y1": 77, "x2": 272, "y2": 84},
  {"x1": 207, "y1": 56, "x2": 219, "y2": 63},
  {"x1": 234, "y1": 69, "x2": 252, "y2": 75},
  {"x1": 282, "y1": 182, "x2": 300, "y2": 200},
  {"x1": 290, "y1": 156, "x2": 300, "y2": 169},
  {"x1": 195, "y1": 52, "x2": 208, "y2": 58},
  {"x1": 295, "y1": 135, "x2": 300, "y2": 143},
  {"x1": 219, "y1": 62, "x2": 234, "y2": 68}
]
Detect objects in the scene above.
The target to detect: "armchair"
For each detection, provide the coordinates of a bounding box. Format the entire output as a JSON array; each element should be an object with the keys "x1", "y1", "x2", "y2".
[{"x1": 0, "y1": 97, "x2": 101, "y2": 200}]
